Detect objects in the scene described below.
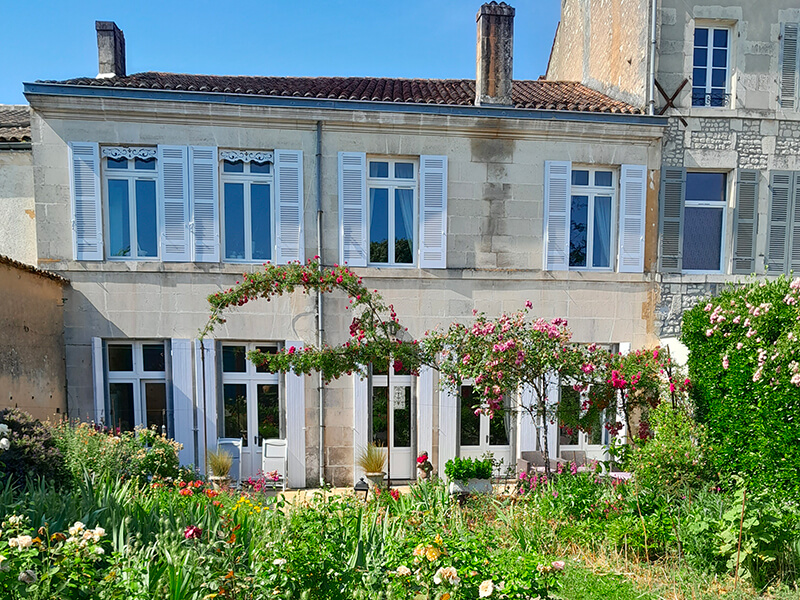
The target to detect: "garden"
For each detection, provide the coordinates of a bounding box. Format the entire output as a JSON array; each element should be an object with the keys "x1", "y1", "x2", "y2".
[{"x1": 1, "y1": 264, "x2": 800, "y2": 598}]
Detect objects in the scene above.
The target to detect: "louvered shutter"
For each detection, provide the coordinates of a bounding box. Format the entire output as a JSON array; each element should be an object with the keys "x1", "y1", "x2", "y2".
[
  {"x1": 338, "y1": 152, "x2": 368, "y2": 267},
  {"x1": 618, "y1": 164, "x2": 647, "y2": 273},
  {"x1": 91, "y1": 337, "x2": 106, "y2": 424},
  {"x1": 790, "y1": 174, "x2": 800, "y2": 273},
  {"x1": 767, "y1": 171, "x2": 792, "y2": 273},
  {"x1": 732, "y1": 170, "x2": 759, "y2": 274},
  {"x1": 171, "y1": 339, "x2": 195, "y2": 466},
  {"x1": 658, "y1": 167, "x2": 685, "y2": 273},
  {"x1": 158, "y1": 145, "x2": 191, "y2": 261},
  {"x1": 275, "y1": 150, "x2": 304, "y2": 264},
  {"x1": 68, "y1": 142, "x2": 103, "y2": 261},
  {"x1": 285, "y1": 340, "x2": 306, "y2": 488},
  {"x1": 419, "y1": 155, "x2": 448, "y2": 268},
  {"x1": 189, "y1": 146, "x2": 219, "y2": 262},
  {"x1": 544, "y1": 161, "x2": 572, "y2": 270},
  {"x1": 352, "y1": 374, "x2": 369, "y2": 484},
  {"x1": 780, "y1": 23, "x2": 799, "y2": 110}
]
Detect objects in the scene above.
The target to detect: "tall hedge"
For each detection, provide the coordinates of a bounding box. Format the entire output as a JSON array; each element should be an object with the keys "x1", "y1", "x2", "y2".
[{"x1": 682, "y1": 277, "x2": 800, "y2": 498}]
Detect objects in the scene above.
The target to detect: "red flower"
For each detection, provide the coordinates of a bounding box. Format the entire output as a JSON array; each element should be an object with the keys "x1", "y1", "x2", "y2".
[
  {"x1": 389, "y1": 489, "x2": 400, "y2": 501},
  {"x1": 184, "y1": 525, "x2": 202, "y2": 539},
  {"x1": 179, "y1": 488, "x2": 193, "y2": 497}
]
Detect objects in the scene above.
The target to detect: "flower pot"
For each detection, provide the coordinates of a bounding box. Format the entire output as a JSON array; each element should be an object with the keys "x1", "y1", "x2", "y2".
[
  {"x1": 448, "y1": 478, "x2": 492, "y2": 495},
  {"x1": 364, "y1": 472, "x2": 385, "y2": 489},
  {"x1": 209, "y1": 475, "x2": 230, "y2": 491}
]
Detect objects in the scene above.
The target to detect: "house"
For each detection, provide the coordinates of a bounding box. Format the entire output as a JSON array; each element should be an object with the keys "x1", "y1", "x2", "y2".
[
  {"x1": 18, "y1": 4, "x2": 667, "y2": 487},
  {"x1": 547, "y1": 0, "x2": 800, "y2": 352}
]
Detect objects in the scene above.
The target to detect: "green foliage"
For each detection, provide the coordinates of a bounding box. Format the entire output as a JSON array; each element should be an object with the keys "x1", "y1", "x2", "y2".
[
  {"x1": 444, "y1": 456, "x2": 493, "y2": 481},
  {"x1": 0, "y1": 409, "x2": 67, "y2": 487},
  {"x1": 356, "y1": 443, "x2": 387, "y2": 474},
  {"x1": 682, "y1": 276, "x2": 800, "y2": 498},
  {"x1": 206, "y1": 447, "x2": 233, "y2": 478}
]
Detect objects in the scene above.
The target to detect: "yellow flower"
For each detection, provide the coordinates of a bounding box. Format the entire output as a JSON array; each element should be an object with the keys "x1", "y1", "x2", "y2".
[
  {"x1": 425, "y1": 546, "x2": 441, "y2": 562},
  {"x1": 413, "y1": 544, "x2": 425, "y2": 557},
  {"x1": 434, "y1": 534, "x2": 443, "y2": 545}
]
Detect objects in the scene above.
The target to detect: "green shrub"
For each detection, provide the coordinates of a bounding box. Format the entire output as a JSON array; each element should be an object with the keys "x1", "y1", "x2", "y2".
[
  {"x1": 444, "y1": 456, "x2": 493, "y2": 481},
  {"x1": 0, "y1": 409, "x2": 67, "y2": 486}
]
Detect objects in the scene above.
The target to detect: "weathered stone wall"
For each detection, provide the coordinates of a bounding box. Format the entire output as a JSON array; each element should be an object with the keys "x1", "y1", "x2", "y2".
[
  {"x1": 0, "y1": 262, "x2": 66, "y2": 421},
  {"x1": 0, "y1": 149, "x2": 36, "y2": 265}
]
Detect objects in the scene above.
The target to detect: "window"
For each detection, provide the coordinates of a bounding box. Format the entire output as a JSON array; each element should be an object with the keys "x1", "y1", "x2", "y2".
[
  {"x1": 692, "y1": 26, "x2": 731, "y2": 107},
  {"x1": 683, "y1": 172, "x2": 727, "y2": 272},
  {"x1": 558, "y1": 385, "x2": 608, "y2": 449},
  {"x1": 367, "y1": 158, "x2": 417, "y2": 265},
  {"x1": 102, "y1": 148, "x2": 159, "y2": 259},
  {"x1": 370, "y1": 362, "x2": 413, "y2": 449},
  {"x1": 106, "y1": 341, "x2": 167, "y2": 432},
  {"x1": 220, "y1": 343, "x2": 281, "y2": 447},
  {"x1": 568, "y1": 168, "x2": 616, "y2": 269},
  {"x1": 220, "y1": 155, "x2": 274, "y2": 262}
]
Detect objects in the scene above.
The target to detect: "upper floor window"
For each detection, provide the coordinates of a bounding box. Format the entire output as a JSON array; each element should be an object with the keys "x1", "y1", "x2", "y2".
[
  {"x1": 102, "y1": 148, "x2": 159, "y2": 259},
  {"x1": 220, "y1": 153, "x2": 274, "y2": 262},
  {"x1": 367, "y1": 159, "x2": 417, "y2": 265},
  {"x1": 682, "y1": 172, "x2": 727, "y2": 272},
  {"x1": 692, "y1": 26, "x2": 731, "y2": 107},
  {"x1": 569, "y1": 168, "x2": 616, "y2": 270}
]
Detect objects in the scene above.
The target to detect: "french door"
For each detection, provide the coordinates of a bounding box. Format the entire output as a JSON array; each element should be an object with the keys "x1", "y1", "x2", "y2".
[
  {"x1": 107, "y1": 341, "x2": 167, "y2": 433},
  {"x1": 558, "y1": 385, "x2": 608, "y2": 461},
  {"x1": 371, "y1": 369, "x2": 415, "y2": 480},
  {"x1": 458, "y1": 386, "x2": 514, "y2": 475}
]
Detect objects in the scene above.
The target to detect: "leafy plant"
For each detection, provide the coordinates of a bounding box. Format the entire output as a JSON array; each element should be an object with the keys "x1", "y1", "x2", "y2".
[
  {"x1": 0, "y1": 409, "x2": 67, "y2": 487},
  {"x1": 444, "y1": 456, "x2": 493, "y2": 481},
  {"x1": 357, "y1": 443, "x2": 386, "y2": 474}
]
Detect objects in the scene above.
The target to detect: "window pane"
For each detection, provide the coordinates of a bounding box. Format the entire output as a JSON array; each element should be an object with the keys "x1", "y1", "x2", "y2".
[
  {"x1": 106, "y1": 157, "x2": 128, "y2": 170},
  {"x1": 369, "y1": 161, "x2": 389, "y2": 178},
  {"x1": 371, "y1": 386, "x2": 388, "y2": 446},
  {"x1": 594, "y1": 171, "x2": 613, "y2": 187},
  {"x1": 251, "y1": 183, "x2": 272, "y2": 260},
  {"x1": 108, "y1": 344, "x2": 133, "y2": 371},
  {"x1": 134, "y1": 157, "x2": 156, "y2": 170},
  {"x1": 692, "y1": 88, "x2": 707, "y2": 106},
  {"x1": 142, "y1": 344, "x2": 165, "y2": 372},
  {"x1": 255, "y1": 345, "x2": 278, "y2": 373},
  {"x1": 711, "y1": 68, "x2": 727, "y2": 88},
  {"x1": 693, "y1": 68, "x2": 707, "y2": 88},
  {"x1": 395, "y1": 189, "x2": 414, "y2": 264},
  {"x1": 571, "y1": 170, "x2": 589, "y2": 186},
  {"x1": 693, "y1": 47, "x2": 707, "y2": 67},
  {"x1": 686, "y1": 172, "x2": 726, "y2": 202},
  {"x1": 683, "y1": 206, "x2": 723, "y2": 271},
  {"x1": 593, "y1": 196, "x2": 612, "y2": 268},
  {"x1": 712, "y1": 48, "x2": 727, "y2": 68},
  {"x1": 694, "y1": 27, "x2": 709, "y2": 47},
  {"x1": 144, "y1": 382, "x2": 167, "y2": 432},
  {"x1": 135, "y1": 179, "x2": 158, "y2": 257},
  {"x1": 393, "y1": 386, "x2": 411, "y2": 448},
  {"x1": 559, "y1": 386, "x2": 580, "y2": 446},
  {"x1": 395, "y1": 163, "x2": 414, "y2": 179},
  {"x1": 459, "y1": 386, "x2": 481, "y2": 447},
  {"x1": 223, "y1": 160, "x2": 244, "y2": 173},
  {"x1": 257, "y1": 384, "x2": 280, "y2": 442},
  {"x1": 713, "y1": 28, "x2": 728, "y2": 48},
  {"x1": 250, "y1": 161, "x2": 271, "y2": 174},
  {"x1": 222, "y1": 345, "x2": 247, "y2": 373},
  {"x1": 369, "y1": 188, "x2": 389, "y2": 263},
  {"x1": 224, "y1": 183, "x2": 246, "y2": 260},
  {"x1": 109, "y1": 382, "x2": 135, "y2": 432},
  {"x1": 710, "y1": 89, "x2": 727, "y2": 107},
  {"x1": 588, "y1": 408, "x2": 603, "y2": 445},
  {"x1": 569, "y1": 195, "x2": 588, "y2": 267},
  {"x1": 223, "y1": 384, "x2": 248, "y2": 446},
  {"x1": 489, "y1": 409, "x2": 510, "y2": 446},
  {"x1": 108, "y1": 179, "x2": 131, "y2": 257}
]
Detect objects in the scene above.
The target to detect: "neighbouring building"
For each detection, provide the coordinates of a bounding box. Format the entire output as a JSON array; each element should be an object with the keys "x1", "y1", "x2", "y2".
[
  {"x1": 19, "y1": 5, "x2": 668, "y2": 487},
  {"x1": 547, "y1": 0, "x2": 800, "y2": 353},
  {"x1": 0, "y1": 106, "x2": 37, "y2": 265}
]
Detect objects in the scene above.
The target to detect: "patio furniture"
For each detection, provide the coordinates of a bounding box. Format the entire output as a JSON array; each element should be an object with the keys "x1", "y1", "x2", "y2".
[
  {"x1": 516, "y1": 451, "x2": 566, "y2": 475},
  {"x1": 216, "y1": 438, "x2": 242, "y2": 485},
  {"x1": 262, "y1": 438, "x2": 288, "y2": 491}
]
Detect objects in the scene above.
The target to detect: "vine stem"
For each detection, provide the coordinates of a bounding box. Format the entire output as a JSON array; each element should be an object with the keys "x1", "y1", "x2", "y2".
[{"x1": 734, "y1": 488, "x2": 746, "y2": 591}]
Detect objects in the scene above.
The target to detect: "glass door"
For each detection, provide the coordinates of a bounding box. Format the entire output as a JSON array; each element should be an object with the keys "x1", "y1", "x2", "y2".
[
  {"x1": 458, "y1": 386, "x2": 513, "y2": 475},
  {"x1": 371, "y1": 367, "x2": 414, "y2": 480},
  {"x1": 558, "y1": 385, "x2": 608, "y2": 461}
]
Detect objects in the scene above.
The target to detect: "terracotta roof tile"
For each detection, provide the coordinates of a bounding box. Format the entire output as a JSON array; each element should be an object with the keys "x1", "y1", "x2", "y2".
[
  {"x1": 0, "y1": 105, "x2": 31, "y2": 142},
  {"x1": 0, "y1": 254, "x2": 69, "y2": 284},
  {"x1": 42, "y1": 73, "x2": 641, "y2": 114}
]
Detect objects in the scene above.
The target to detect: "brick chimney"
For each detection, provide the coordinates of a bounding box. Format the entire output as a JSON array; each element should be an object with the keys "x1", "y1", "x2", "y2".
[
  {"x1": 95, "y1": 21, "x2": 126, "y2": 78},
  {"x1": 475, "y1": 2, "x2": 514, "y2": 106}
]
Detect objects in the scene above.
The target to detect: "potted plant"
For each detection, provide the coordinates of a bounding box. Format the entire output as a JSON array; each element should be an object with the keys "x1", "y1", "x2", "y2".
[
  {"x1": 207, "y1": 447, "x2": 233, "y2": 490},
  {"x1": 357, "y1": 443, "x2": 386, "y2": 488},
  {"x1": 416, "y1": 451, "x2": 433, "y2": 480},
  {"x1": 444, "y1": 456, "x2": 493, "y2": 495}
]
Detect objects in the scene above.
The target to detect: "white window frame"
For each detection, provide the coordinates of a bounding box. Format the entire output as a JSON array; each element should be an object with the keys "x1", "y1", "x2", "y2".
[
  {"x1": 220, "y1": 342, "x2": 283, "y2": 446},
  {"x1": 106, "y1": 340, "x2": 167, "y2": 431},
  {"x1": 568, "y1": 166, "x2": 618, "y2": 272},
  {"x1": 220, "y1": 156, "x2": 276, "y2": 263},
  {"x1": 366, "y1": 157, "x2": 418, "y2": 267},
  {"x1": 558, "y1": 383, "x2": 609, "y2": 451},
  {"x1": 101, "y1": 148, "x2": 159, "y2": 260},
  {"x1": 692, "y1": 24, "x2": 732, "y2": 108},
  {"x1": 682, "y1": 171, "x2": 729, "y2": 274},
  {"x1": 369, "y1": 367, "x2": 415, "y2": 448}
]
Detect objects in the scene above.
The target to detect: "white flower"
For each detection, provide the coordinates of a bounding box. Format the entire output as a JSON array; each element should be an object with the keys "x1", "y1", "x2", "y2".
[
  {"x1": 8, "y1": 515, "x2": 23, "y2": 526},
  {"x1": 0, "y1": 424, "x2": 9, "y2": 435},
  {"x1": 92, "y1": 526, "x2": 106, "y2": 541},
  {"x1": 433, "y1": 566, "x2": 460, "y2": 585},
  {"x1": 272, "y1": 558, "x2": 287, "y2": 566},
  {"x1": 94, "y1": 546, "x2": 105, "y2": 555},
  {"x1": 18, "y1": 569, "x2": 37, "y2": 584},
  {"x1": 9, "y1": 535, "x2": 33, "y2": 549},
  {"x1": 0, "y1": 438, "x2": 9, "y2": 451},
  {"x1": 479, "y1": 579, "x2": 494, "y2": 597},
  {"x1": 68, "y1": 522, "x2": 85, "y2": 536},
  {"x1": 396, "y1": 565, "x2": 412, "y2": 576}
]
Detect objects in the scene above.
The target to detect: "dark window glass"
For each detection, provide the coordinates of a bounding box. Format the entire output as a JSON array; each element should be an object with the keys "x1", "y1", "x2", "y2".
[
  {"x1": 142, "y1": 344, "x2": 165, "y2": 372},
  {"x1": 559, "y1": 386, "x2": 580, "y2": 446},
  {"x1": 223, "y1": 160, "x2": 244, "y2": 173},
  {"x1": 693, "y1": 47, "x2": 707, "y2": 67},
  {"x1": 395, "y1": 189, "x2": 414, "y2": 264},
  {"x1": 711, "y1": 68, "x2": 727, "y2": 88},
  {"x1": 108, "y1": 179, "x2": 131, "y2": 257},
  {"x1": 134, "y1": 157, "x2": 156, "y2": 170},
  {"x1": 694, "y1": 27, "x2": 708, "y2": 47},
  {"x1": 489, "y1": 409, "x2": 510, "y2": 446},
  {"x1": 686, "y1": 172, "x2": 726, "y2": 202},
  {"x1": 251, "y1": 183, "x2": 272, "y2": 260},
  {"x1": 395, "y1": 163, "x2": 414, "y2": 179},
  {"x1": 393, "y1": 386, "x2": 411, "y2": 448},
  {"x1": 144, "y1": 382, "x2": 167, "y2": 432},
  {"x1": 712, "y1": 48, "x2": 727, "y2": 68},
  {"x1": 594, "y1": 171, "x2": 613, "y2": 187},
  {"x1": 109, "y1": 382, "x2": 135, "y2": 432},
  {"x1": 459, "y1": 386, "x2": 480, "y2": 447},
  {"x1": 107, "y1": 157, "x2": 128, "y2": 170},
  {"x1": 369, "y1": 161, "x2": 389, "y2": 178},
  {"x1": 223, "y1": 384, "x2": 248, "y2": 446},
  {"x1": 224, "y1": 183, "x2": 245, "y2": 259},
  {"x1": 571, "y1": 170, "x2": 589, "y2": 186},
  {"x1": 713, "y1": 28, "x2": 728, "y2": 48},
  {"x1": 693, "y1": 68, "x2": 707, "y2": 87},
  {"x1": 683, "y1": 206, "x2": 723, "y2": 270},
  {"x1": 250, "y1": 161, "x2": 271, "y2": 174},
  {"x1": 222, "y1": 345, "x2": 247, "y2": 373},
  {"x1": 369, "y1": 188, "x2": 389, "y2": 263},
  {"x1": 371, "y1": 386, "x2": 388, "y2": 446},
  {"x1": 257, "y1": 384, "x2": 280, "y2": 442},
  {"x1": 108, "y1": 344, "x2": 133, "y2": 371},
  {"x1": 135, "y1": 179, "x2": 158, "y2": 257},
  {"x1": 569, "y1": 195, "x2": 588, "y2": 267}
]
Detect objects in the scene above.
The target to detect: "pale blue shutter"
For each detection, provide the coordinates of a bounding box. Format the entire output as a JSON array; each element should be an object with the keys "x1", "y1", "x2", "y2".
[
  {"x1": 767, "y1": 171, "x2": 792, "y2": 273},
  {"x1": 91, "y1": 337, "x2": 106, "y2": 423},
  {"x1": 659, "y1": 167, "x2": 686, "y2": 272},
  {"x1": 732, "y1": 170, "x2": 759, "y2": 274},
  {"x1": 544, "y1": 161, "x2": 571, "y2": 270},
  {"x1": 194, "y1": 339, "x2": 217, "y2": 475},
  {"x1": 171, "y1": 339, "x2": 195, "y2": 466},
  {"x1": 438, "y1": 383, "x2": 458, "y2": 475},
  {"x1": 190, "y1": 146, "x2": 219, "y2": 262},
  {"x1": 618, "y1": 164, "x2": 647, "y2": 273},
  {"x1": 285, "y1": 340, "x2": 306, "y2": 488},
  {"x1": 338, "y1": 152, "x2": 368, "y2": 267},
  {"x1": 69, "y1": 142, "x2": 103, "y2": 261},
  {"x1": 780, "y1": 23, "x2": 799, "y2": 110},
  {"x1": 419, "y1": 155, "x2": 448, "y2": 268},
  {"x1": 158, "y1": 145, "x2": 191, "y2": 261},
  {"x1": 274, "y1": 150, "x2": 304, "y2": 264}
]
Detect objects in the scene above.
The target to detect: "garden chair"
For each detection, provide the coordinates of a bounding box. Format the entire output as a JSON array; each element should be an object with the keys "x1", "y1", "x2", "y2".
[
  {"x1": 516, "y1": 450, "x2": 566, "y2": 476},
  {"x1": 216, "y1": 438, "x2": 242, "y2": 486},
  {"x1": 262, "y1": 438, "x2": 288, "y2": 491}
]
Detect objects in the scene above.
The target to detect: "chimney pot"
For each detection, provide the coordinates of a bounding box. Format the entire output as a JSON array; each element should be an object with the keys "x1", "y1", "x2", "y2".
[
  {"x1": 475, "y1": 2, "x2": 515, "y2": 106},
  {"x1": 96, "y1": 21, "x2": 126, "y2": 79}
]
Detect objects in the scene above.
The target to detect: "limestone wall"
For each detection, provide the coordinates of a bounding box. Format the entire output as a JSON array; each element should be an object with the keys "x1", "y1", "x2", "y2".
[{"x1": 0, "y1": 149, "x2": 36, "y2": 265}]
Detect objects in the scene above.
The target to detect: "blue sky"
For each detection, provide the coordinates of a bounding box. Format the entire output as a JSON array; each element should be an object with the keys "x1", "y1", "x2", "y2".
[{"x1": 0, "y1": 0, "x2": 561, "y2": 105}]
